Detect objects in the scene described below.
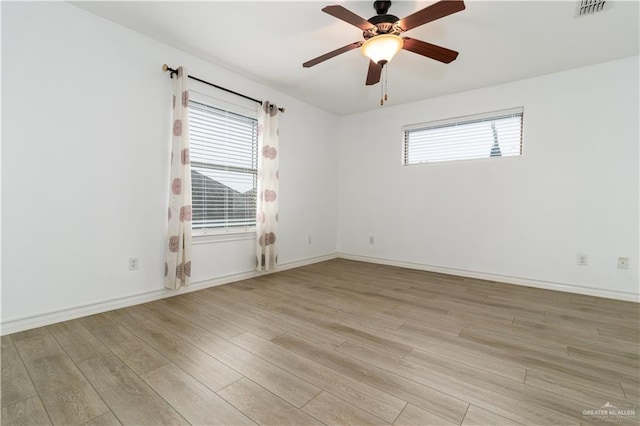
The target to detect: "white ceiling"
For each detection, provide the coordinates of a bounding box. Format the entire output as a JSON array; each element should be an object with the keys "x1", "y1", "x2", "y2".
[{"x1": 72, "y1": 1, "x2": 639, "y2": 115}]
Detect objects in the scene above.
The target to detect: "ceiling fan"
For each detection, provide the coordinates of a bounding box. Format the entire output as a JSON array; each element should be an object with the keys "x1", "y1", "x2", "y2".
[{"x1": 303, "y1": 0, "x2": 465, "y2": 86}]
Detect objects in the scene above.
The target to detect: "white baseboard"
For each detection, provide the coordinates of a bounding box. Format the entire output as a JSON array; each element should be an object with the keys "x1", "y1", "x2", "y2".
[
  {"x1": 0, "y1": 253, "x2": 338, "y2": 336},
  {"x1": 338, "y1": 253, "x2": 640, "y2": 303}
]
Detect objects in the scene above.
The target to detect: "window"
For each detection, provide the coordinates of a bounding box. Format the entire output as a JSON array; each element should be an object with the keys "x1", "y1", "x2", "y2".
[
  {"x1": 403, "y1": 107, "x2": 523, "y2": 165},
  {"x1": 188, "y1": 99, "x2": 258, "y2": 231}
]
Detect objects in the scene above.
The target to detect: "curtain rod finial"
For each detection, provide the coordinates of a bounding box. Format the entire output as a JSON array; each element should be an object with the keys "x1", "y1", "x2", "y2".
[{"x1": 162, "y1": 64, "x2": 169, "y2": 72}]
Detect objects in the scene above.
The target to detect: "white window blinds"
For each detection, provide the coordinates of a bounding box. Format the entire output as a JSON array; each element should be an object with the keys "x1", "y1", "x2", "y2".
[
  {"x1": 188, "y1": 100, "x2": 258, "y2": 230},
  {"x1": 403, "y1": 107, "x2": 524, "y2": 165}
]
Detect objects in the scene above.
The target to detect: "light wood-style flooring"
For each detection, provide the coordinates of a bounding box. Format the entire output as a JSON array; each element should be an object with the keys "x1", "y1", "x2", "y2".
[{"x1": 2, "y1": 259, "x2": 639, "y2": 425}]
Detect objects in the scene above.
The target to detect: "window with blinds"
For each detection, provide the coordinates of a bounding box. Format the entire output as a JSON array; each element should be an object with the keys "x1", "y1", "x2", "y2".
[
  {"x1": 403, "y1": 107, "x2": 524, "y2": 165},
  {"x1": 188, "y1": 99, "x2": 258, "y2": 230}
]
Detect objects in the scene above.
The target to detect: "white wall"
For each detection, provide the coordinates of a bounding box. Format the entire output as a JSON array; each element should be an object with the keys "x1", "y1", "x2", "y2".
[
  {"x1": 1, "y1": 1, "x2": 338, "y2": 332},
  {"x1": 338, "y1": 56, "x2": 639, "y2": 300}
]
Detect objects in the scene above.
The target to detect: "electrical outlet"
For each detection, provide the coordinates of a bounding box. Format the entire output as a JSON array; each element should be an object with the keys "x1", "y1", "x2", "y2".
[
  {"x1": 369, "y1": 236, "x2": 375, "y2": 244},
  {"x1": 618, "y1": 257, "x2": 629, "y2": 270},
  {"x1": 129, "y1": 257, "x2": 139, "y2": 270},
  {"x1": 576, "y1": 254, "x2": 588, "y2": 266}
]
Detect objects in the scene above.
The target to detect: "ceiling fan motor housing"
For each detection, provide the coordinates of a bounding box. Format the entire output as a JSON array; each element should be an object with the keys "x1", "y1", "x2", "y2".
[
  {"x1": 365, "y1": 1, "x2": 401, "y2": 39},
  {"x1": 364, "y1": 18, "x2": 402, "y2": 39}
]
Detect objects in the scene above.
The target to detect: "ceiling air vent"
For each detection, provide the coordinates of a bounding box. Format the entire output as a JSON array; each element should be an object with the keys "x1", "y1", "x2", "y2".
[{"x1": 576, "y1": 0, "x2": 609, "y2": 16}]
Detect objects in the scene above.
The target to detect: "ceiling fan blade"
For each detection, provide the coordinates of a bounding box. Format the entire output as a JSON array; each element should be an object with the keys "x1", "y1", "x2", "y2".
[
  {"x1": 365, "y1": 60, "x2": 383, "y2": 85},
  {"x1": 398, "y1": 0, "x2": 465, "y2": 32},
  {"x1": 402, "y1": 37, "x2": 459, "y2": 63},
  {"x1": 303, "y1": 41, "x2": 363, "y2": 68},
  {"x1": 322, "y1": 5, "x2": 375, "y2": 30}
]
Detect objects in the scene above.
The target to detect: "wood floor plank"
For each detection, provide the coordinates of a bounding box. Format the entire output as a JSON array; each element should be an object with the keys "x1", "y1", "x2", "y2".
[
  {"x1": 391, "y1": 307, "x2": 474, "y2": 336},
  {"x1": 1, "y1": 334, "x2": 14, "y2": 350},
  {"x1": 441, "y1": 292, "x2": 545, "y2": 320},
  {"x1": 1, "y1": 396, "x2": 51, "y2": 426},
  {"x1": 321, "y1": 322, "x2": 413, "y2": 358},
  {"x1": 88, "y1": 324, "x2": 171, "y2": 375},
  {"x1": 339, "y1": 338, "x2": 585, "y2": 425},
  {"x1": 404, "y1": 345, "x2": 527, "y2": 393},
  {"x1": 14, "y1": 334, "x2": 109, "y2": 425},
  {"x1": 621, "y1": 381, "x2": 639, "y2": 402},
  {"x1": 102, "y1": 308, "x2": 145, "y2": 329},
  {"x1": 77, "y1": 353, "x2": 188, "y2": 425},
  {"x1": 47, "y1": 320, "x2": 110, "y2": 363},
  {"x1": 213, "y1": 280, "x2": 349, "y2": 322},
  {"x1": 110, "y1": 313, "x2": 241, "y2": 392},
  {"x1": 158, "y1": 297, "x2": 245, "y2": 339},
  {"x1": 393, "y1": 404, "x2": 457, "y2": 426},
  {"x1": 340, "y1": 311, "x2": 405, "y2": 330},
  {"x1": 488, "y1": 294, "x2": 621, "y2": 322},
  {"x1": 217, "y1": 378, "x2": 323, "y2": 426},
  {"x1": 12, "y1": 332, "x2": 64, "y2": 364},
  {"x1": 128, "y1": 304, "x2": 322, "y2": 408},
  {"x1": 405, "y1": 345, "x2": 609, "y2": 424},
  {"x1": 1, "y1": 337, "x2": 38, "y2": 408},
  {"x1": 302, "y1": 391, "x2": 392, "y2": 425},
  {"x1": 230, "y1": 332, "x2": 406, "y2": 423},
  {"x1": 339, "y1": 316, "x2": 527, "y2": 382},
  {"x1": 617, "y1": 304, "x2": 640, "y2": 320},
  {"x1": 512, "y1": 315, "x2": 599, "y2": 338},
  {"x1": 142, "y1": 364, "x2": 255, "y2": 425},
  {"x1": 524, "y1": 369, "x2": 638, "y2": 412},
  {"x1": 459, "y1": 324, "x2": 569, "y2": 357},
  {"x1": 378, "y1": 318, "x2": 461, "y2": 345},
  {"x1": 166, "y1": 294, "x2": 286, "y2": 340},
  {"x1": 566, "y1": 345, "x2": 639, "y2": 376},
  {"x1": 10, "y1": 327, "x2": 51, "y2": 343},
  {"x1": 20, "y1": 354, "x2": 109, "y2": 425},
  {"x1": 512, "y1": 317, "x2": 639, "y2": 359},
  {"x1": 443, "y1": 300, "x2": 516, "y2": 325},
  {"x1": 223, "y1": 299, "x2": 348, "y2": 349},
  {"x1": 378, "y1": 288, "x2": 452, "y2": 316},
  {"x1": 271, "y1": 333, "x2": 470, "y2": 424},
  {"x1": 294, "y1": 285, "x2": 397, "y2": 316},
  {"x1": 240, "y1": 283, "x2": 352, "y2": 322},
  {"x1": 597, "y1": 323, "x2": 640, "y2": 343},
  {"x1": 81, "y1": 412, "x2": 121, "y2": 426},
  {"x1": 403, "y1": 344, "x2": 526, "y2": 383},
  {"x1": 543, "y1": 306, "x2": 638, "y2": 329},
  {"x1": 458, "y1": 329, "x2": 637, "y2": 386},
  {"x1": 77, "y1": 314, "x2": 117, "y2": 331},
  {"x1": 324, "y1": 285, "x2": 401, "y2": 311},
  {"x1": 461, "y1": 405, "x2": 523, "y2": 425},
  {"x1": 18, "y1": 354, "x2": 89, "y2": 390}
]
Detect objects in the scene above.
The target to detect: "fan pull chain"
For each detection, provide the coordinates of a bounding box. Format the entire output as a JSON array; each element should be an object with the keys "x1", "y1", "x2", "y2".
[
  {"x1": 380, "y1": 65, "x2": 389, "y2": 106},
  {"x1": 385, "y1": 65, "x2": 389, "y2": 102}
]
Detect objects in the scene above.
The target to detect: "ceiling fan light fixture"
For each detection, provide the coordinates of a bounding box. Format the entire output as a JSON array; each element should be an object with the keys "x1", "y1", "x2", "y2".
[{"x1": 361, "y1": 34, "x2": 404, "y2": 64}]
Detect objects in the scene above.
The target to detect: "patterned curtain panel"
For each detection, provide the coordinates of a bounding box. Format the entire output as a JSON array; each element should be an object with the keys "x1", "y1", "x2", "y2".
[
  {"x1": 256, "y1": 102, "x2": 280, "y2": 271},
  {"x1": 165, "y1": 66, "x2": 192, "y2": 289}
]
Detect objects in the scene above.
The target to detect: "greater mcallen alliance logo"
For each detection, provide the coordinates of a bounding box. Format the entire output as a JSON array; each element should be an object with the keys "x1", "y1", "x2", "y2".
[{"x1": 582, "y1": 402, "x2": 637, "y2": 422}]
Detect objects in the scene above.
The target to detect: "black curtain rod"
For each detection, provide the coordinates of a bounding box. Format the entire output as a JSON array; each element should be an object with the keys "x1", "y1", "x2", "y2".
[{"x1": 162, "y1": 64, "x2": 285, "y2": 113}]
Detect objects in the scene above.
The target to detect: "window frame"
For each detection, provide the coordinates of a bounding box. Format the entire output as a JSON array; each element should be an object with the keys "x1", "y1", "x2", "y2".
[
  {"x1": 187, "y1": 91, "x2": 259, "y2": 238},
  {"x1": 402, "y1": 107, "x2": 524, "y2": 166}
]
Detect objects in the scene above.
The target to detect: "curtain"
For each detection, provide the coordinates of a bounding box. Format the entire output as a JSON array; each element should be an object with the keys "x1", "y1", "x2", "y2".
[
  {"x1": 164, "y1": 66, "x2": 192, "y2": 289},
  {"x1": 256, "y1": 101, "x2": 280, "y2": 271}
]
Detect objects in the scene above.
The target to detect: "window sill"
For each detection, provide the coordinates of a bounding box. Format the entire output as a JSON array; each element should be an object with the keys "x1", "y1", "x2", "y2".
[{"x1": 193, "y1": 228, "x2": 256, "y2": 245}]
